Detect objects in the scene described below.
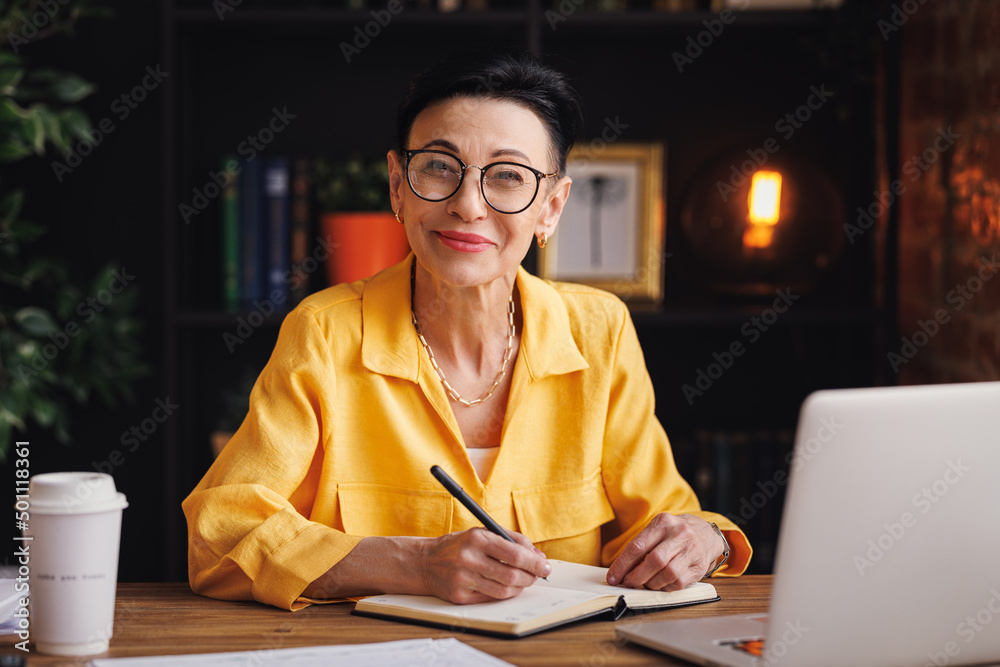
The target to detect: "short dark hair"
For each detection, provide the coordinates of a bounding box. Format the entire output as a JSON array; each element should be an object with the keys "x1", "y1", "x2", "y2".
[{"x1": 396, "y1": 48, "x2": 583, "y2": 177}]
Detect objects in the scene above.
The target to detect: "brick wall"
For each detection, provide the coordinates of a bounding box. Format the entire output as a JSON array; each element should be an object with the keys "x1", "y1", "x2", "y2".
[{"x1": 895, "y1": 0, "x2": 1000, "y2": 383}]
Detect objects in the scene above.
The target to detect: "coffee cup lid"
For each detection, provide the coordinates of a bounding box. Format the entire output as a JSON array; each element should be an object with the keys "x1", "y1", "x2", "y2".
[{"x1": 27, "y1": 472, "x2": 128, "y2": 515}]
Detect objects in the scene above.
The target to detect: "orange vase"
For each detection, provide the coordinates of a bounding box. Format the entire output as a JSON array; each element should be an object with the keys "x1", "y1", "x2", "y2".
[{"x1": 321, "y1": 211, "x2": 410, "y2": 286}]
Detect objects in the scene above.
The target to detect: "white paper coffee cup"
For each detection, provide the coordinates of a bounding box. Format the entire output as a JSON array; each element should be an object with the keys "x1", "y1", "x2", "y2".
[{"x1": 24, "y1": 472, "x2": 128, "y2": 656}]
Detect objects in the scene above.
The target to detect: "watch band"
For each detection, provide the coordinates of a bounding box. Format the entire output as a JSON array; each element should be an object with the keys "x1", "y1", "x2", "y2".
[{"x1": 704, "y1": 522, "x2": 730, "y2": 578}]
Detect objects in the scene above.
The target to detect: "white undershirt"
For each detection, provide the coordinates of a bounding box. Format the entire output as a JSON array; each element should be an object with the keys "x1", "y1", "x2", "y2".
[{"x1": 466, "y1": 446, "x2": 500, "y2": 482}]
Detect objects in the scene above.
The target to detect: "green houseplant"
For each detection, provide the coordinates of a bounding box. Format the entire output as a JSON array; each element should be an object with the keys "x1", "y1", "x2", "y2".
[
  {"x1": 0, "y1": 1, "x2": 146, "y2": 460},
  {"x1": 312, "y1": 154, "x2": 408, "y2": 286}
]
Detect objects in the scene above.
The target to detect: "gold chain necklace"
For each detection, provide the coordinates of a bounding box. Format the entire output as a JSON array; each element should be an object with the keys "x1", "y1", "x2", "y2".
[{"x1": 410, "y1": 262, "x2": 515, "y2": 407}]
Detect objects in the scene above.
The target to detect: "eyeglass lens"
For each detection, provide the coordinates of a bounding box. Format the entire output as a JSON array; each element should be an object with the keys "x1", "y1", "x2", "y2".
[{"x1": 407, "y1": 152, "x2": 539, "y2": 214}]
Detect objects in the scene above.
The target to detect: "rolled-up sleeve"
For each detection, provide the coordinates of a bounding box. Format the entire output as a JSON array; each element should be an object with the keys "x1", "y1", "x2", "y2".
[{"x1": 182, "y1": 307, "x2": 363, "y2": 610}]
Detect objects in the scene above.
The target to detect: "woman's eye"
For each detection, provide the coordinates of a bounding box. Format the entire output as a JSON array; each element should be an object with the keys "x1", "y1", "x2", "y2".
[
  {"x1": 492, "y1": 170, "x2": 526, "y2": 186},
  {"x1": 426, "y1": 161, "x2": 452, "y2": 173}
]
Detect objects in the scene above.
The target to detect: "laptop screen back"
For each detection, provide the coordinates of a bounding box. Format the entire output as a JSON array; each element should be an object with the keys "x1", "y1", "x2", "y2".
[{"x1": 765, "y1": 382, "x2": 1000, "y2": 666}]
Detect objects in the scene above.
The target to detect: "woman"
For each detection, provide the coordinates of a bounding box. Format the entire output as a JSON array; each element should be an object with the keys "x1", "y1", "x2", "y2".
[{"x1": 183, "y1": 49, "x2": 750, "y2": 611}]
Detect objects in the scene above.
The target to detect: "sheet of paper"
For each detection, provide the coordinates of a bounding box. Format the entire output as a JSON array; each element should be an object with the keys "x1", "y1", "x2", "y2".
[
  {"x1": 0, "y1": 579, "x2": 24, "y2": 634},
  {"x1": 90, "y1": 638, "x2": 514, "y2": 667},
  {"x1": 362, "y1": 584, "x2": 604, "y2": 623}
]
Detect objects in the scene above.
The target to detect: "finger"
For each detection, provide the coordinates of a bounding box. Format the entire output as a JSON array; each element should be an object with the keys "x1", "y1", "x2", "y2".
[
  {"x1": 477, "y1": 530, "x2": 551, "y2": 579},
  {"x1": 508, "y1": 530, "x2": 538, "y2": 552},
  {"x1": 620, "y1": 539, "x2": 686, "y2": 589},
  {"x1": 607, "y1": 522, "x2": 661, "y2": 585},
  {"x1": 467, "y1": 567, "x2": 534, "y2": 601},
  {"x1": 639, "y1": 549, "x2": 702, "y2": 591},
  {"x1": 509, "y1": 531, "x2": 551, "y2": 572}
]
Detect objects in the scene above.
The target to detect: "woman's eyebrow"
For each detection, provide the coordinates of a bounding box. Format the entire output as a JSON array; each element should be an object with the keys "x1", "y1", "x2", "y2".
[
  {"x1": 419, "y1": 139, "x2": 460, "y2": 153},
  {"x1": 418, "y1": 140, "x2": 533, "y2": 164}
]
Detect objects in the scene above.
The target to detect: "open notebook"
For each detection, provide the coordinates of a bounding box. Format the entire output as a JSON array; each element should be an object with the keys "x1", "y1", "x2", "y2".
[{"x1": 352, "y1": 560, "x2": 719, "y2": 638}]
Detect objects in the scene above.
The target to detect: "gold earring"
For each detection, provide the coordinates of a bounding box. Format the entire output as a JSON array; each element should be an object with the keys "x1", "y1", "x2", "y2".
[
  {"x1": 536, "y1": 232, "x2": 548, "y2": 249},
  {"x1": 394, "y1": 209, "x2": 404, "y2": 224}
]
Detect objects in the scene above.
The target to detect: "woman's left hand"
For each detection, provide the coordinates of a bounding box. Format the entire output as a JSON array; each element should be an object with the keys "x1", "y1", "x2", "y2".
[{"x1": 606, "y1": 513, "x2": 724, "y2": 592}]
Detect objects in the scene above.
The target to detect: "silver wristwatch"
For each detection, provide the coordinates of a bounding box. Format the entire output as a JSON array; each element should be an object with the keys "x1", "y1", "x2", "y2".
[{"x1": 704, "y1": 522, "x2": 730, "y2": 578}]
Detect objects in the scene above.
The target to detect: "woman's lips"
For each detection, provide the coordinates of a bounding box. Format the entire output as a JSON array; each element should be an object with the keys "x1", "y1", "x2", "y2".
[{"x1": 434, "y1": 230, "x2": 494, "y2": 253}]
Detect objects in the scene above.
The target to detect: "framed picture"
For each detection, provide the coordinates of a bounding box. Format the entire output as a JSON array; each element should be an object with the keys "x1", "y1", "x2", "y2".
[{"x1": 538, "y1": 143, "x2": 665, "y2": 306}]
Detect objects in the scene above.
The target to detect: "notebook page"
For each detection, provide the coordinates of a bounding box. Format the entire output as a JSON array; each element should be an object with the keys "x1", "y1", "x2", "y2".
[
  {"x1": 361, "y1": 584, "x2": 605, "y2": 623},
  {"x1": 537, "y1": 560, "x2": 716, "y2": 603},
  {"x1": 536, "y1": 559, "x2": 631, "y2": 595}
]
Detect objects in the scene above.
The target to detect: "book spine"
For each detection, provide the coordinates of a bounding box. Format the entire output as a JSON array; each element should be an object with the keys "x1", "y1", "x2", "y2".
[
  {"x1": 221, "y1": 155, "x2": 241, "y2": 313},
  {"x1": 264, "y1": 157, "x2": 290, "y2": 309},
  {"x1": 240, "y1": 159, "x2": 262, "y2": 309},
  {"x1": 290, "y1": 157, "x2": 310, "y2": 304}
]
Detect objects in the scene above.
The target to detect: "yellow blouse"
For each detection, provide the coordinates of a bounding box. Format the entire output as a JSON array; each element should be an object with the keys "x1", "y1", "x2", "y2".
[{"x1": 183, "y1": 256, "x2": 752, "y2": 610}]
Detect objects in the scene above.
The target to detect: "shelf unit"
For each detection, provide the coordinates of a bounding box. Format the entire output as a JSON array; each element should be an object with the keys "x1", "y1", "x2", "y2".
[{"x1": 159, "y1": 0, "x2": 887, "y2": 580}]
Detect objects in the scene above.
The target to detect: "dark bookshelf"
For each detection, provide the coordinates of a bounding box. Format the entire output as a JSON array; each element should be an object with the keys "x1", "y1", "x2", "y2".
[{"x1": 159, "y1": 0, "x2": 889, "y2": 580}]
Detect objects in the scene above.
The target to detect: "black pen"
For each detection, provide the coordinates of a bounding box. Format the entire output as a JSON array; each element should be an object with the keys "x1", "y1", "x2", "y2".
[{"x1": 430, "y1": 465, "x2": 548, "y2": 580}]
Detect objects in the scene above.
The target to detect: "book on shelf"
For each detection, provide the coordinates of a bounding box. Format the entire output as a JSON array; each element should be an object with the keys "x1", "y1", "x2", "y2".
[
  {"x1": 221, "y1": 155, "x2": 313, "y2": 313},
  {"x1": 352, "y1": 559, "x2": 719, "y2": 638},
  {"x1": 264, "y1": 156, "x2": 291, "y2": 306}
]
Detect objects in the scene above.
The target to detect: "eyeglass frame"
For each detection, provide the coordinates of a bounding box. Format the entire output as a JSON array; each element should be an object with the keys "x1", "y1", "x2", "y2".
[{"x1": 403, "y1": 149, "x2": 559, "y2": 215}]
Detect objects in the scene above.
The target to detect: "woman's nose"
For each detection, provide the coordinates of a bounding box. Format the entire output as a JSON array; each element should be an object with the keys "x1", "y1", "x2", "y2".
[{"x1": 446, "y1": 166, "x2": 489, "y2": 221}]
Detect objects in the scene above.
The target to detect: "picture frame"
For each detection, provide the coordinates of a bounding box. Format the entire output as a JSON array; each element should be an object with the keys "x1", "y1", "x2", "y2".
[{"x1": 538, "y1": 143, "x2": 665, "y2": 307}]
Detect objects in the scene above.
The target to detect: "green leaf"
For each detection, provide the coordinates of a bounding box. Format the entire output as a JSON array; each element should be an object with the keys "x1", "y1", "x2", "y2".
[
  {"x1": 47, "y1": 74, "x2": 94, "y2": 103},
  {"x1": 24, "y1": 68, "x2": 63, "y2": 83},
  {"x1": 21, "y1": 255, "x2": 59, "y2": 284},
  {"x1": 0, "y1": 52, "x2": 22, "y2": 68},
  {"x1": 0, "y1": 189, "x2": 24, "y2": 225},
  {"x1": 14, "y1": 307, "x2": 59, "y2": 336},
  {"x1": 23, "y1": 109, "x2": 45, "y2": 154},
  {"x1": 89, "y1": 263, "x2": 116, "y2": 295},
  {"x1": 38, "y1": 108, "x2": 67, "y2": 154},
  {"x1": 59, "y1": 107, "x2": 91, "y2": 141},
  {"x1": 0, "y1": 98, "x2": 27, "y2": 122},
  {"x1": 54, "y1": 286, "x2": 80, "y2": 320},
  {"x1": 0, "y1": 402, "x2": 27, "y2": 434},
  {"x1": 0, "y1": 141, "x2": 32, "y2": 162},
  {"x1": 31, "y1": 398, "x2": 57, "y2": 428},
  {"x1": 9, "y1": 218, "x2": 45, "y2": 244},
  {"x1": 0, "y1": 67, "x2": 24, "y2": 93}
]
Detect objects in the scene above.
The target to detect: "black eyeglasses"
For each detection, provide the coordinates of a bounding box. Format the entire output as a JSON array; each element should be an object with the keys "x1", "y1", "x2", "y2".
[{"x1": 404, "y1": 149, "x2": 558, "y2": 215}]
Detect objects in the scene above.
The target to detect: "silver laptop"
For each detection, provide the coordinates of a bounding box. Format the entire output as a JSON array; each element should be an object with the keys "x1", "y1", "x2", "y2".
[{"x1": 618, "y1": 381, "x2": 1000, "y2": 666}]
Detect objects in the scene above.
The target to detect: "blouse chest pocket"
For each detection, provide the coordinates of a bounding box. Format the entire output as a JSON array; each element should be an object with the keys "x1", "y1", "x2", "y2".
[
  {"x1": 511, "y1": 470, "x2": 615, "y2": 544},
  {"x1": 337, "y1": 483, "x2": 453, "y2": 538}
]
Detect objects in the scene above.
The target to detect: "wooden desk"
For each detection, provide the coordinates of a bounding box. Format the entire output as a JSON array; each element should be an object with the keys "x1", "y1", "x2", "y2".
[{"x1": 16, "y1": 577, "x2": 771, "y2": 666}]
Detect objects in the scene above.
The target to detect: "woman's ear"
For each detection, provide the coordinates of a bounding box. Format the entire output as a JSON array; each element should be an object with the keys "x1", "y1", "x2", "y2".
[
  {"x1": 387, "y1": 150, "x2": 406, "y2": 214},
  {"x1": 535, "y1": 175, "x2": 572, "y2": 241}
]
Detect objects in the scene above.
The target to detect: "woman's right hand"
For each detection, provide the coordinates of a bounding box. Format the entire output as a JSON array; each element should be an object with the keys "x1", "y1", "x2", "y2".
[{"x1": 416, "y1": 528, "x2": 551, "y2": 604}]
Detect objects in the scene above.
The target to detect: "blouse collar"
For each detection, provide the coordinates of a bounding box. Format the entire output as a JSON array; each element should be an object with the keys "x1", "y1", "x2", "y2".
[{"x1": 361, "y1": 254, "x2": 589, "y2": 383}]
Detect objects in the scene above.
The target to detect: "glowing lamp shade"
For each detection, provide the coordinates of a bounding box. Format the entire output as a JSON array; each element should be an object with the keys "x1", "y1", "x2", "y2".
[
  {"x1": 747, "y1": 171, "x2": 782, "y2": 225},
  {"x1": 743, "y1": 170, "x2": 783, "y2": 249}
]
